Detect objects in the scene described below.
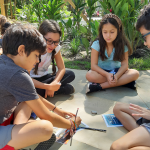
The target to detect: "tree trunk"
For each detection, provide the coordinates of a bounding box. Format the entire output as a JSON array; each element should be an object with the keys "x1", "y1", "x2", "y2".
[
  {"x1": 9, "y1": 0, "x2": 13, "y2": 19},
  {"x1": 14, "y1": 0, "x2": 16, "y2": 19},
  {"x1": 4, "y1": 0, "x2": 8, "y2": 17}
]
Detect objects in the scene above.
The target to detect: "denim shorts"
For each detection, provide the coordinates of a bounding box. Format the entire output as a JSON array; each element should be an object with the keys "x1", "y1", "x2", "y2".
[
  {"x1": 136, "y1": 117, "x2": 150, "y2": 133},
  {"x1": 0, "y1": 124, "x2": 15, "y2": 149}
]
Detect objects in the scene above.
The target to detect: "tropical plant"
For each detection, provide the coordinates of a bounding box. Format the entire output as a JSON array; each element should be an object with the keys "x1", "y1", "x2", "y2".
[
  {"x1": 86, "y1": 0, "x2": 100, "y2": 30},
  {"x1": 99, "y1": 0, "x2": 148, "y2": 51},
  {"x1": 29, "y1": 0, "x2": 43, "y2": 24},
  {"x1": 16, "y1": 3, "x2": 38, "y2": 22},
  {"x1": 61, "y1": 18, "x2": 73, "y2": 40},
  {"x1": 80, "y1": 20, "x2": 99, "y2": 57},
  {"x1": 70, "y1": 37, "x2": 80, "y2": 55},
  {"x1": 82, "y1": 38, "x2": 90, "y2": 58},
  {"x1": 42, "y1": 0, "x2": 65, "y2": 20},
  {"x1": 71, "y1": 0, "x2": 86, "y2": 29},
  {"x1": 58, "y1": 22, "x2": 65, "y2": 41}
]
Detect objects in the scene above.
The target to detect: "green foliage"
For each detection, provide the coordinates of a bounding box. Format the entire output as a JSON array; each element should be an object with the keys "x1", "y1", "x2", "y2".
[
  {"x1": 90, "y1": 20, "x2": 99, "y2": 41},
  {"x1": 60, "y1": 6, "x2": 72, "y2": 19},
  {"x1": 99, "y1": 0, "x2": 146, "y2": 51},
  {"x1": 79, "y1": 20, "x2": 99, "y2": 57},
  {"x1": 71, "y1": 0, "x2": 86, "y2": 29},
  {"x1": 82, "y1": 38, "x2": 90, "y2": 57},
  {"x1": 42, "y1": 0, "x2": 65, "y2": 20},
  {"x1": 63, "y1": 57, "x2": 90, "y2": 70},
  {"x1": 70, "y1": 38, "x2": 80, "y2": 55},
  {"x1": 129, "y1": 57, "x2": 150, "y2": 71},
  {"x1": 16, "y1": 4, "x2": 38, "y2": 22},
  {"x1": 86, "y1": 0, "x2": 100, "y2": 29},
  {"x1": 61, "y1": 18, "x2": 74, "y2": 41},
  {"x1": 58, "y1": 22, "x2": 65, "y2": 41},
  {"x1": 29, "y1": 0, "x2": 43, "y2": 23}
]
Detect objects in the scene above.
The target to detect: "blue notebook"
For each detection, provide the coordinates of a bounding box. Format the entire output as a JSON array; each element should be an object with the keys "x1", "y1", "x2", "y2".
[{"x1": 102, "y1": 114, "x2": 123, "y2": 127}]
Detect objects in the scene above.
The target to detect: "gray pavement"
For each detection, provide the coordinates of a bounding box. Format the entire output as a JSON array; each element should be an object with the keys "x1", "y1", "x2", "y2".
[{"x1": 45, "y1": 68, "x2": 150, "y2": 150}]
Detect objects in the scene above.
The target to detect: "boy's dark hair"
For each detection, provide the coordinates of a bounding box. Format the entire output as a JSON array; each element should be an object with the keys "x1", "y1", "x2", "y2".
[
  {"x1": 97, "y1": 13, "x2": 132, "y2": 61},
  {"x1": 136, "y1": 4, "x2": 150, "y2": 31},
  {"x1": 2, "y1": 24, "x2": 46, "y2": 56},
  {"x1": 1, "y1": 22, "x2": 11, "y2": 35},
  {"x1": 34, "y1": 20, "x2": 61, "y2": 75}
]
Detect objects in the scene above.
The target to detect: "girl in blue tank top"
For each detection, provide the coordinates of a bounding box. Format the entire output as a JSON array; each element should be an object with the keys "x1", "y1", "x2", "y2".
[{"x1": 86, "y1": 13, "x2": 139, "y2": 94}]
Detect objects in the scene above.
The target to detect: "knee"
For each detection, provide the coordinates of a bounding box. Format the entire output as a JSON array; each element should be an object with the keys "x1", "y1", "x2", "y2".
[
  {"x1": 38, "y1": 120, "x2": 53, "y2": 140},
  {"x1": 133, "y1": 69, "x2": 139, "y2": 80},
  {"x1": 66, "y1": 70, "x2": 75, "y2": 82},
  {"x1": 86, "y1": 71, "x2": 95, "y2": 82},
  {"x1": 110, "y1": 141, "x2": 126, "y2": 150},
  {"x1": 113, "y1": 102, "x2": 123, "y2": 115},
  {"x1": 130, "y1": 69, "x2": 139, "y2": 80}
]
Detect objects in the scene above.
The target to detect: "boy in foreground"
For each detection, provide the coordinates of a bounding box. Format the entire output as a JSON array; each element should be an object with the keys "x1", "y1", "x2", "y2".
[{"x1": 0, "y1": 24, "x2": 81, "y2": 150}]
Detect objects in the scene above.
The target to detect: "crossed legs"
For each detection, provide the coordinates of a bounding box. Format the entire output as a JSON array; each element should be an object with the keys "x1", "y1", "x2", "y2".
[
  {"x1": 110, "y1": 102, "x2": 150, "y2": 150},
  {"x1": 86, "y1": 69, "x2": 139, "y2": 89},
  {"x1": 7, "y1": 102, "x2": 53, "y2": 150}
]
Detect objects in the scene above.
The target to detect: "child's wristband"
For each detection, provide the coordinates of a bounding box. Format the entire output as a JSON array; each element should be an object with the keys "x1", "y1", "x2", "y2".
[{"x1": 52, "y1": 106, "x2": 56, "y2": 112}]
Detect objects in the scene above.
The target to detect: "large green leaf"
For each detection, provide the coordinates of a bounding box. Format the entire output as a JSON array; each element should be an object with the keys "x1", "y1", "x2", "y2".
[
  {"x1": 114, "y1": 1, "x2": 122, "y2": 14},
  {"x1": 82, "y1": 38, "x2": 89, "y2": 48},
  {"x1": 80, "y1": 26, "x2": 88, "y2": 34},
  {"x1": 128, "y1": 0, "x2": 134, "y2": 8},
  {"x1": 108, "y1": 0, "x2": 115, "y2": 10}
]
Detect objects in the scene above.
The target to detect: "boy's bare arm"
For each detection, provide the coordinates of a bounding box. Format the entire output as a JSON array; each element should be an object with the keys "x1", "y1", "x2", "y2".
[
  {"x1": 0, "y1": 48, "x2": 3, "y2": 55},
  {"x1": 25, "y1": 98, "x2": 72, "y2": 128}
]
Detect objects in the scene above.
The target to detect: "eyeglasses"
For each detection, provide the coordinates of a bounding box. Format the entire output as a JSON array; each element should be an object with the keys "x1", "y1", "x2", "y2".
[
  {"x1": 43, "y1": 36, "x2": 60, "y2": 46},
  {"x1": 142, "y1": 32, "x2": 150, "y2": 42}
]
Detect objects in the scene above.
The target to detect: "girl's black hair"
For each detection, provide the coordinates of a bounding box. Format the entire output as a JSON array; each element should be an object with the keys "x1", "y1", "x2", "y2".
[
  {"x1": 34, "y1": 20, "x2": 61, "y2": 75},
  {"x1": 97, "y1": 14, "x2": 132, "y2": 61},
  {"x1": 1, "y1": 22, "x2": 11, "y2": 35},
  {"x1": 136, "y1": 4, "x2": 150, "y2": 31}
]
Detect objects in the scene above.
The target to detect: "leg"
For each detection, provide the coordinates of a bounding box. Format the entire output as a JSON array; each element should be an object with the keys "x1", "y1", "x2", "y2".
[
  {"x1": 13, "y1": 102, "x2": 32, "y2": 124},
  {"x1": 101, "y1": 69, "x2": 139, "y2": 89},
  {"x1": 60, "y1": 70, "x2": 75, "y2": 85},
  {"x1": 7, "y1": 120, "x2": 53, "y2": 149},
  {"x1": 86, "y1": 69, "x2": 139, "y2": 89},
  {"x1": 110, "y1": 126, "x2": 150, "y2": 150},
  {"x1": 55, "y1": 70, "x2": 75, "y2": 95},
  {"x1": 86, "y1": 70, "x2": 107, "y2": 84},
  {"x1": 113, "y1": 102, "x2": 140, "y2": 131}
]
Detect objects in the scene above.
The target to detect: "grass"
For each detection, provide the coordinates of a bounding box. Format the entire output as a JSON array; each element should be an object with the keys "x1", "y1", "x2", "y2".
[
  {"x1": 63, "y1": 57, "x2": 150, "y2": 71},
  {"x1": 63, "y1": 57, "x2": 90, "y2": 70},
  {"x1": 129, "y1": 57, "x2": 150, "y2": 70}
]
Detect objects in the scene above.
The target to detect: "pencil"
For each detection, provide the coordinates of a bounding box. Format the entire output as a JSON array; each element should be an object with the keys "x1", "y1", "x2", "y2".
[
  {"x1": 79, "y1": 127, "x2": 106, "y2": 133},
  {"x1": 70, "y1": 108, "x2": 79, "y2": 146}
]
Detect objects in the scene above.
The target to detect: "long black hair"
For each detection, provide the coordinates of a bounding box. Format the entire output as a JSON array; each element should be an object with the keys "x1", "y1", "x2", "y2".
[
  {"x1": 34, "y1": 20, "x2": 62, "y2": 75},
  {"x1": 98, "y1": 13, "x2": 132, "y2": 61}
]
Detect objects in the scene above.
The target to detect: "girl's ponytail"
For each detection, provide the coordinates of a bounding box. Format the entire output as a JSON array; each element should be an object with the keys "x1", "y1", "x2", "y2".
[
  {"x1": 34, "y1": 55, "x2": 41, "y2": 75},
  {"x1": 51, "y1": 49, "x2": 56, "y2": 75}
]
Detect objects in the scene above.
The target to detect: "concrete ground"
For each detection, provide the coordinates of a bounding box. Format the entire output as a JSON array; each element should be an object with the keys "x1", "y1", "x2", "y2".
[{"x1": 42, "y1": 68, "x2": 150, "y2": 150}]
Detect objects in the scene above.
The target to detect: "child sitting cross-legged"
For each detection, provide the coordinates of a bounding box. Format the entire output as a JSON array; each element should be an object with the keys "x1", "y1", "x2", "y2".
[
  {"x1": 0, "y1": 24, "x2": 81, "y2": 150},
  {"x1": 86, "y1": 14, "x2": 139, "y2": 94}
]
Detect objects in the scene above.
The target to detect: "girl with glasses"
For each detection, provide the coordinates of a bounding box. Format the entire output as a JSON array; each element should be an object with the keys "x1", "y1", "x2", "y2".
[{"x1": 30, "y1": 20, "x2": 75, "y2": 98}]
